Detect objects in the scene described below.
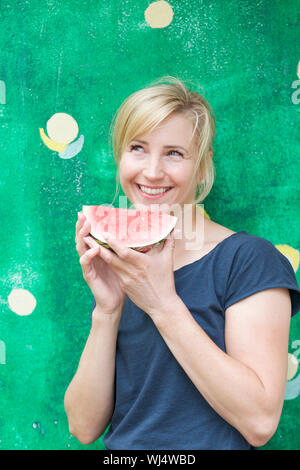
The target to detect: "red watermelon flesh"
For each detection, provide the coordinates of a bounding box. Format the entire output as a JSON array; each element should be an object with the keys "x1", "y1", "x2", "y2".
[{"x1": 82, "y1": 206, "x2": 177, "y2": 252}]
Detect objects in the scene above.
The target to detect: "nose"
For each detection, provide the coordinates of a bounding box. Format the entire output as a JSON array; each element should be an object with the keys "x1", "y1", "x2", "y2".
[{"x1": 142, "y1": 154, "x2": 165, "y2": 180}]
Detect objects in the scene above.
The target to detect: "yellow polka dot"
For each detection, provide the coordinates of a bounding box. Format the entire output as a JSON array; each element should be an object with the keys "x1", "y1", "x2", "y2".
[
  {"x1": 39, "y1": 128, "x2": 68, "y2": 152},
  {"x1": 8, "y1": 289, "x2": 36, "y2": 316},
  {"x1": 46, "y1": 113, "x2": 78, "y2": 144},
  {"x1": 287, "y1": 353, "x2": 298, "y2": 380},
  {"x1": 275, "y1": 244, "x2": 299, "y2": 272},
  {"x1": 144, "y1": 1, "x2": 174, "y2": 29}
]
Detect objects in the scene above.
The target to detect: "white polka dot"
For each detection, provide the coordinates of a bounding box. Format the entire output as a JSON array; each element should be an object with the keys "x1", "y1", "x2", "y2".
[
  {"x1": 145, "y1": 1, "x2": 174, "y2": 29},
  {"x1": 46, "y1": 113, "x2": 79, "y2": 144},
  {"x1": 8, "y1": 289, "x2": 36, "y2": 316}
]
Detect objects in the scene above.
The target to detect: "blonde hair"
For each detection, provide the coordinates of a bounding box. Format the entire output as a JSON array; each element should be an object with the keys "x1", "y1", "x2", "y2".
[{"x1": 108, "y1": 75, "x2": 216, "y2": 205}]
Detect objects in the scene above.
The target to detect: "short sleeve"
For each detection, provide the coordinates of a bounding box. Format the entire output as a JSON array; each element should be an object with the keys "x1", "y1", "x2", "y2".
[{"x1": 224, "y1": 236, "x2": 300, "y2": 317}]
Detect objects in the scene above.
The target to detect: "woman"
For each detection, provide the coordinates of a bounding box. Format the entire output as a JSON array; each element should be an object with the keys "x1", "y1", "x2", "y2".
[{"x1": 64, "y1": 76, "x2": 300, "y2": 450}]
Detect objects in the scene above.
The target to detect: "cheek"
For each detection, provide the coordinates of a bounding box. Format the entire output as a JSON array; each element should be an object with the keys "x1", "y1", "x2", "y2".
[
  {"x1": 174, "y1": 166, "x2": 195, "y2": 185},
  {"x1": 119, "y1": 159, "x2": 137, "y2": 186}
]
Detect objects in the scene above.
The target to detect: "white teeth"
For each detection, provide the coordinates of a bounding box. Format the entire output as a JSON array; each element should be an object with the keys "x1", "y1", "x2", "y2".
[{"x1": 139, "y1": 185, "x2": 171, "y2": 195}]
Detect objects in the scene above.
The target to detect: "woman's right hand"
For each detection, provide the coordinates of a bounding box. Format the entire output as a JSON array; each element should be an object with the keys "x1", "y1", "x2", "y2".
[{"x1": 75, "y1": 212, "x2": 126, "y2": 318}]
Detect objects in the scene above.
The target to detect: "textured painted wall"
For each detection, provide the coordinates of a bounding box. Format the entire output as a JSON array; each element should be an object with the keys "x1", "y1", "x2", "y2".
[{"x1": 0, "y1": 0, "x2": 300, "y2": 450}]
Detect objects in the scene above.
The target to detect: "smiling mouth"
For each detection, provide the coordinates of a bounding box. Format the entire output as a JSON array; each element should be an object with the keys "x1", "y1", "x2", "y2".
[{"x1": 136, "y1": 184, "x2": 173, "y2": 195}]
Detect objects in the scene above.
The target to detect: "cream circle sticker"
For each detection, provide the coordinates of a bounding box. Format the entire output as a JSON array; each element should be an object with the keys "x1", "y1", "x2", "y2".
[
  {"x1": 8, "y1": 289, "x2": 36, "y2": 316},
  {"x1": 39, "y1": 113, "x2": 84, "y2": 158},
  {"x1": 47, "y1": 113, "x2": 79, "y2": 144},
  {"x1": 144, "y1": 1, "x2": 174, "y2": 28}
]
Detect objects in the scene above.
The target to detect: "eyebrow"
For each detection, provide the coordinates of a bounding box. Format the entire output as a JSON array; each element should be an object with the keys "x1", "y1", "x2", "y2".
[{"x1": 132, "y1": 139, "x2": 188, "y2": 153}]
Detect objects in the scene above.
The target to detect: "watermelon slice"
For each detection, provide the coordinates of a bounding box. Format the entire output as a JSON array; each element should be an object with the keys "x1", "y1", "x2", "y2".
[{"x1": 82, "y1": 205, "x2": 177, "y2": 253}]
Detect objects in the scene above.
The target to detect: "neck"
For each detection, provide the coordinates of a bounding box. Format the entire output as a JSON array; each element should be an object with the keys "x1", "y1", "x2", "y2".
[{"x1": 173, "y1": 204, "x2": 205, "y2": 252}]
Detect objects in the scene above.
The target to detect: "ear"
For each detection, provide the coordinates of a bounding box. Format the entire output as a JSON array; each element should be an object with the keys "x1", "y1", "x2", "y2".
[{"x1": 196, "y1": 171, "x2": 204, "y2": 185}]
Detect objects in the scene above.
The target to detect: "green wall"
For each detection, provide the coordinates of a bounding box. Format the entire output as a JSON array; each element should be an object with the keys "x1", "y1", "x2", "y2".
[{"x1": 0, "y1": 0, "x2": 300, "y2": 450}]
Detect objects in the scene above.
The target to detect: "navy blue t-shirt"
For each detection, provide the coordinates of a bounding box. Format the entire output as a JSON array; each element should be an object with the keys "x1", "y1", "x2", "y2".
[{"x1": 91, "y1": 231, "x2": 300, "y2": 450}]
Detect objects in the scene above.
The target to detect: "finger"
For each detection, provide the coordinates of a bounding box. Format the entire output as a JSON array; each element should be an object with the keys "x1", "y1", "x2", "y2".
[
  {"x1": 162, "y1": 230, "x2": 175, "y2": 252},
  {"x1": 83, "y1": 236, "x2": 101, "y2": 251},
  {"x1": 163, "y1": 231, "x2": 175, "y2": 268},
  {"x1": 76, "y1": 220, "x2": 92, "y2": 256},
  {"x1": 82, "y1": 237, "x2": 113, "y2": 271},
  {"x1": 75, "y1": 213, "x2": 86, "y2": 243},
  {"x1": 79, "y1": 245, "x2": 100, "y2": 278},
  {"x1": 149, "y1": 241, "x2": 164, "y2": 254},
  {"x1": 151, "y1": 231, "x2": 175, "y2": 261},
  {"x1": 80, "y1": 220, "x2": 91, "y2": 237},
  {"x1": 105, "y1": 234, "x2": 140, "y2": 265},
  {"x1": 166, "y1": 229, "x2": 175, "y2": 247},
  {"x1": 76, "y1": 212, "x2": 85, "y2": 231},
  {"x1": 82, "y1": 235, "x2": 114, "y2": 263},
  {"x1": 80, "y1": 245, "x2": 100, "y2": 264},
  {"x1": 96, "y1": 241, "x2": 131, "y2": 278},
  {"x1": 97, "y1": 241, "x2": 115, "y2": 264}
]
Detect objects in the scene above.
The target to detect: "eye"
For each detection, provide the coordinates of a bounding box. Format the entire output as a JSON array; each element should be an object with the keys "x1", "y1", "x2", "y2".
[
  {"x1": 168, "y1": 150, "x2": 183, "y2": 157},
  {"x1": 128, "y1": 144, "x2": 184, "y2": 159},
  {"x1": 129, "y1": 144, "x2": 143, "y2": 152}
]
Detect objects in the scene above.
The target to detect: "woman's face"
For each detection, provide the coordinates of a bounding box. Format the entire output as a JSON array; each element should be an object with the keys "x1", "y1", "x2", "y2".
[{"x1": 119, "y1": 113, "x2": 200, "y2": 212}]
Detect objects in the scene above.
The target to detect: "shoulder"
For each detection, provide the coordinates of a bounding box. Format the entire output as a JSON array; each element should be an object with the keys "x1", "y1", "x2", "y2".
[
  {"x1": 204, "y1": 219, "x2": 275, "y2": 258},
  {"x1": 222, "y1": 232, "x2": 300, "y2": 315},
  {"x1": 223, "y1": 229, "x2": 290, "y2": 276},
  {"x1": 206, "y1": 219, "x2": 276, "y2": 250},
  {"x1": 204, "y1": 219, "x2": 237, "y2": 245}
]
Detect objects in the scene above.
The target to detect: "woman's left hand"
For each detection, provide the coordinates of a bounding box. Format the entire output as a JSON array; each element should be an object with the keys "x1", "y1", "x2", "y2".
[{"x1": 85, "y1": 230, "x2": 179, "y2": 318}]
